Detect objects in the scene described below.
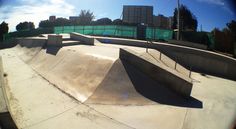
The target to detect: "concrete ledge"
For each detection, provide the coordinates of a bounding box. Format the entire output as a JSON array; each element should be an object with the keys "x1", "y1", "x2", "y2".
[
  {"x1": 47, "y1": 35, "x2": 62, "y2": 46},
  {"x1": 70, "y1": 32, "x2": 94, "y2": 45},
  {"x1": 168, "y1": 40, "x2": 207, "y2": 50},
  {"x1": 95, "y1": 36, "x2": 146, "y2": 47},
  {"x1": 119, "y1": 48, "x2": 193, "y2": 97}
]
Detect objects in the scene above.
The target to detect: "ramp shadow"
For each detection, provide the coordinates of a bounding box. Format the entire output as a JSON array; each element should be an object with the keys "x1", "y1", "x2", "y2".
[
  {"x1": 120, "y1": 59, "x2": 203, "y2": 108},
  {"x1": 46, "y1": 46, "x2": 61, "y2": 55}
]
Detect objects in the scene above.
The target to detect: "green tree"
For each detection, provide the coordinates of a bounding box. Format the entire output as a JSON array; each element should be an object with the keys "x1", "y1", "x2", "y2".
[
  {"x1": 211, "y1": 27, "x2": 234, "y2": 54},
  {"x1": 54, "y1": 18, "x2": 71, "y2": 26},
  {"x1": 39, "y1": 18, "x2": 71, "y2": 28},
  {"x1": 16, "y1": 21, "x2": 35, "y2": 31},
  {"x1": 112, "y1": 19, "x2": 123, "y2": 25},
  {"x1": 172, "y1": 5, "x2": 198, "y2": 31},
  {"x1": 78, "y1": 10, "x2": 95, "y2": 25},
  {"x1": 94, "y1": 18, "x2": 112, "y2": 25},
  {"x1": 39, "y1": 20, "x2": 54, "y2": 28},
  {"x1": 0, "y1": 21, "x2": 9, "y2": 41},
  {"x1": 226, "y1": 20, "x2": 236, "y2": 41}
]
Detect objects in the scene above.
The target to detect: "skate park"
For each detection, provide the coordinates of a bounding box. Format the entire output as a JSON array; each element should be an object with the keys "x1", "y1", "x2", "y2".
[{"x1": 1, "y1": 32, "x2": 236, "y2": 129}]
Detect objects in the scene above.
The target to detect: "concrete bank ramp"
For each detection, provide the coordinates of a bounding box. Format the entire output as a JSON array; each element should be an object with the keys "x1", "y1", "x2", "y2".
[
  {"x1": 27, "y1": 47, "x2": 115, "y2": 102},
  {"x1": 15, "y1": 37, "x2": 46, "y2": 63}
]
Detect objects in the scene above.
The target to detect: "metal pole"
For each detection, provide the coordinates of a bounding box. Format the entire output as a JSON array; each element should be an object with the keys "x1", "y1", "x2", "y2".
[
  {"x1": 177, "y1": 0, "x2": 180, "y2": 40},
  {"x1": 189, "y1": 67, "x2": 192, "y2": 78}
]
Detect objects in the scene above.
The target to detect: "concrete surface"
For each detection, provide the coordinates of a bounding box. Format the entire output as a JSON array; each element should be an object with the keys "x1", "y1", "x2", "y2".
[
  {"x1": 0, "y1": 36, "x2": 236, "y2": 129},
  {"x1": 0, "y1": 48, "x2": 132, "y2": 129}
]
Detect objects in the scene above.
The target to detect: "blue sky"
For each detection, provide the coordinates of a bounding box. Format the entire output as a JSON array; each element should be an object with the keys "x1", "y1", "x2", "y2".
[{"x1": 0, "y1": 0, "x2": 235, "y2": 32}]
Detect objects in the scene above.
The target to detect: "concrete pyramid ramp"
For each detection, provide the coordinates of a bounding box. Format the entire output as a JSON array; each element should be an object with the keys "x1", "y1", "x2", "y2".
[{"x1": 85, "y1": 59, "x2": 195, "y2": 106}]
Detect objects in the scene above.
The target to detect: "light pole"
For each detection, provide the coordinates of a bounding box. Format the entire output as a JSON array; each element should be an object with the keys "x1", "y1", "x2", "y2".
[{"x1": 177, "y1": 0, "x2": 180, "y2": 40}]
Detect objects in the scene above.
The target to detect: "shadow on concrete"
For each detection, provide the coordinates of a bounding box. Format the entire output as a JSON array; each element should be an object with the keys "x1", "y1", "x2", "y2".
[
  {"x1": 0, "y1": 40, "x2": 17, "y2": 50},
  {"x1": 46, "y1": 46, "x2": 61, "y2": 55},
  {"x1": 0, "y1": 112, "x2": 18, "y2": 129},
  {"x1": 121, "y1": 59, "x2": 203, "y2": 108}
]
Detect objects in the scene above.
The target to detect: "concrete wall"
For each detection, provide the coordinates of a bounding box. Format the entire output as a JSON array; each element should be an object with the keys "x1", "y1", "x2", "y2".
[
  {"x1": 153, "y1": 44, "x2": 236, "y2": 81},
  {"x1": 119, "y1": 48, "x2": 193, "y2": 97},
  {"x1": 168, "y1": 40, "x2": 207, "y2": 50},
  {"x1": 96, "y1": 36, "x2": 147, "y2": 47},
  {"x1": 96, "y1": 36, "x2": 236, "y2": 81},
  {"x1": 70, "y1": 32, "x2": 94, "y2": 45},
  {"x1": 16, "y1": 37, "x2": 47, "y2": 48}
]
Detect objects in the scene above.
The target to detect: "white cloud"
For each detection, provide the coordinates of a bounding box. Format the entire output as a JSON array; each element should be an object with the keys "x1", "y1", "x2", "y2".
[
  {"x1": 196, "y1": 0, "x2": 234, "y2": 16},
  {"x1": 196, "y1": 0, "x2": 225, "y2": 6},
  {"x1": 0, "y1": 0, "x2": 76, "y2": 32}
]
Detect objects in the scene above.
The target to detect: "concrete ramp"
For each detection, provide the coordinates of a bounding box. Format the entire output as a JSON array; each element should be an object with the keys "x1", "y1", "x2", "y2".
[
  {"x1": 3, "y1": 36, "x2": 236, "y2": 129},
  {"x1": 120, "y1": 48, "x2": 193, "y2": 97},
  {"x1": 28, "y1": 47, "x2": 114, "y2": 102},
  {"x1": 85, "y1": 59, "x2": 197, "y2": 107},
  {"x1": 15, "y1": 37, "x2": 46, "y2": 63},
  {"x1": 12, "y1": 37, "x2": 195, "y2": 105}
]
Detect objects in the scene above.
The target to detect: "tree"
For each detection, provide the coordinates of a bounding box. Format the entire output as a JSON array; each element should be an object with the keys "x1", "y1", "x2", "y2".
[
  {"x1": 16, "y1": 21, "x2": 35, "y2": 31},
  {"x1": 226, "y1": 20, "x2": 236, "y2": 41},
  {"x1": 54, "y1": 18, "x2": 71, "y2": 26},
  {"x1": 39, "y1": 18, "x2": 71, "y2": 28},
  {"x1": 94, "y1": 18, "x2": 112, "y2": 25},
  {"x1": 172, "y1": 5, "x2": 198, "y2": 31},
  {"x1": 112, "y1": 19, "x2": 123, "y2": 25},
  {"x1": 211, "y1": 27, "x2": 234, "y2": 54},
  {"x1": 78, "y1": 10, "x2": 95, "y2": 25},
  {"x1": 0, "y1": 21, "x2": 9, "y2": 41},
  {"x1": 39, "y1": 20, "x2": 54, "y2": 28}
]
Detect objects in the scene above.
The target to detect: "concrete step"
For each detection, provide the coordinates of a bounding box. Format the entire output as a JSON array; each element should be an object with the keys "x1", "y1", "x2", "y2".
[
  {"x1": 62, "y1": 40, "x2": 80, "y2": 46},
  {"x1": 62, "y1": 38, "x2": 71, "y2": 41}
]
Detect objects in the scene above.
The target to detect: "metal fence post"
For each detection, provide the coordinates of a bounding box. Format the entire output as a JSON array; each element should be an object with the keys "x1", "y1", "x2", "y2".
[
  {"x1": 189, "y1": 66, "x2": 192, "y2": 78},
  {"x1": 174, "y1": 57, "x2": 177, "y2": 70},
  {"x1": 146, "y1": 40, "x2": 148, "y2": 53},
  {"x1": 160, "y1": 52, "x2": 162, "y2": 60}
]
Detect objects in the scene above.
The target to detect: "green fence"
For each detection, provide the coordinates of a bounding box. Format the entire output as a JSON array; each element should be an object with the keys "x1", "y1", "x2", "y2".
[
  {"x1": 54, "y1": 25, "x2": 137, "y2": 38},
  {"x1": 3, "y1": 28, "x2": 53, "y2": 41},
  {"x1": 181, "y1": 31, "x2": 214, "y2": 47},
  {"x1": 146, "y1": 27, "x2": 173, "y2": 41}
]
